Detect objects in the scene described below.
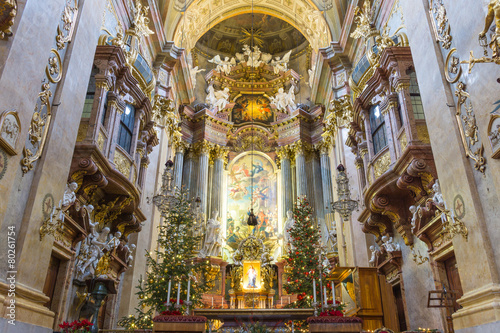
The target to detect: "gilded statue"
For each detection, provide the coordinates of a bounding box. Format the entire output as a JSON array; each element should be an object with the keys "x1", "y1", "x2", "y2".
[
  {"x1": 479, "y1": 0, "x2": 500, "y2": 60},
  {"x1": 463, "y1": 0, "x2": 500, "y2": 72}
]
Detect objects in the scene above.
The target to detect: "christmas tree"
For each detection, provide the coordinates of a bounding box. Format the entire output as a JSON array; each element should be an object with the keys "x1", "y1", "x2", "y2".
[
  {"x1": 284, "y1": 197, "x2": 323, "y2": 308},
  {"x1": 119, "y1": 188, "x2": 213, "y2": 329}
]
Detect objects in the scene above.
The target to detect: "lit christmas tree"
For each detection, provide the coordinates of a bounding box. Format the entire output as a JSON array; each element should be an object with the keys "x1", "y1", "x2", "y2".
[
  {"x1": 118, "y1": 187, "x2": 213, "y2": 329},
  {"x1": 284, "y1": 197, "x2": 323, "y2": 308}
]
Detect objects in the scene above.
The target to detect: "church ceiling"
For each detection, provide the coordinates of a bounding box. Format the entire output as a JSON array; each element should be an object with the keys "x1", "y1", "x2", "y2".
[
  {"x1": 195, "y1": 14, "x2": 308, "y2": 56},
  {"x1": 166, "y1": 0, "x2": 332, "y2": 51}
]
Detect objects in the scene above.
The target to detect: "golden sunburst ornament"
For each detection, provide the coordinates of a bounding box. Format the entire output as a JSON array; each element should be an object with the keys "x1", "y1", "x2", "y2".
[{"x1": 239, "y1": 28, "x2": 264, "y2": 48}]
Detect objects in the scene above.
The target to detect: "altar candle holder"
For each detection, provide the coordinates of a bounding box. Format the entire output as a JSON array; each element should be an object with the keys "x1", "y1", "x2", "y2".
[
  {"x1": 185, "y1": 300, "x2": 193, "y2": 316},
  {"x1": 312, "y1": 301, "x2": 319, "y2": 317}
]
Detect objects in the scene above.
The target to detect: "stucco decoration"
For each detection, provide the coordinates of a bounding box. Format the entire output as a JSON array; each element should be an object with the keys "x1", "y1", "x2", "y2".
[{"x1": 172, "y1": 0, "x2": 331, "y2": 52}]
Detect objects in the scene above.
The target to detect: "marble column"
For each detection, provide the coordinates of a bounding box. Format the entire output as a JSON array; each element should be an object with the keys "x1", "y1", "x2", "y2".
[
  {"x1": 182, "y1": 149, "x2": 195, "y2": 197},
  {"x1": 210, "y1": 145, "x2": 227, "y2": 218},
  {"x1": 294, "y1": 141, "x2": 308, "y2": 198},
  {"x1": 196, "y1": 140, "x2": 211, "y2": 217},
  {"x1": 319, "y1": 143, "x2": 334, "y2": 218},
  {"x1": 277, "y1": 146, "x2": 293, "y2": 217},
  {"x1": 173, "y1": 142, "x2": 187, "y2": 190}
]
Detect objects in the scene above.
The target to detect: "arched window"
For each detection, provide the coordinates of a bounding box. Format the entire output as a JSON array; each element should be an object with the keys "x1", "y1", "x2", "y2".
[
  {"x1": 370, "y1": 104, "x2": 387, "y2": 155},
  {"x1": 82, "y1": 65, "x2": 99, "y2": 118},
  {"x1": 408, "y1": 69, "x2": 425, "y2": 119},
  {"x1": 118, "y1": 104, "x2": 135, "y2": 153}
]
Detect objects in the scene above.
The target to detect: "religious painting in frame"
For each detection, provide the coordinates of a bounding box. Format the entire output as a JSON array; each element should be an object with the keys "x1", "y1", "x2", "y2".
[
  {"x1": 242, "y1": 260, "x2": 262, "y2": 292},
  {"x1": 225, "y1": 152, "x2": 278, "y2": 251},
  {"x1": 231, "y1": 95, "x2": 274, "y2": 126}
]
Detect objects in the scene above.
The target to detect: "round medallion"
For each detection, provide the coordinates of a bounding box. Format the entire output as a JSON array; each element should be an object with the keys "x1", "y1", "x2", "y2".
[
  {"x1": 453, "y1": 194, "x2": 465, "y2": 219},
  {"x1": 42, "y1": 193, "x2": 55, "y2": 219},
  {"x1": 0, "y1": 149, "x2": 7, "y2": 180}
]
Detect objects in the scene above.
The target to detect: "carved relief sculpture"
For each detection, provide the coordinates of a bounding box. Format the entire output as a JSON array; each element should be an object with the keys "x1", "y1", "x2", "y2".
[{"x1": 0, "y1": 109, "x2": 20, "y2": 155}]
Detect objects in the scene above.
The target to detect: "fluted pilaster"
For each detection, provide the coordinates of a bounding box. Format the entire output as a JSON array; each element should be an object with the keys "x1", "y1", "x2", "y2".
[
  {"x1": 195, "y1": 140, "x2": 211, "y2": 216},
  {"x1": 277, "y1": 146, "x2": 293, "y2": 217},
  {"x1": 210, "y1": 145, "x2": 228, "y2": 216},
  {"x1": 293, "y1": 141, "x2": 308, "y2": 198},
  {"x1": 182, "y1": 150, "x2": 195, "y2": 196},
  {"x1": 172, "y1": 142, "x2": 188, "y2": 189}
]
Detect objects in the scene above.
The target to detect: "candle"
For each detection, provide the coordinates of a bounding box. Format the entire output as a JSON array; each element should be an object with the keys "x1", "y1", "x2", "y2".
[
  {"x1": 212, "y1": 297, "x2": 214, "y2": 306},
  {"x1": 176, "y1": 282, "x2": 181, "y2": 305},
  {"x1": 167, "y1": 280, "x2": 172, "y2": 304},
  {"x1": 186, "y1": 279, "x2": 191, "y2": 301},
  {"x1": 331, "y1": 282, "x2": 335, "y2": 303},
  {"x1": 313, "y1": 280, "x2": 317, "y2": 303},
  {"x1": 323, "y1": 286, "x2": 327, "y2": 306}
]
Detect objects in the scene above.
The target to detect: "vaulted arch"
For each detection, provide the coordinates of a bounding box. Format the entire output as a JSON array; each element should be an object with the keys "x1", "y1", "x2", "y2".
[{"x1": 166, "y1": 0, "x2": 334, "y2": 52}]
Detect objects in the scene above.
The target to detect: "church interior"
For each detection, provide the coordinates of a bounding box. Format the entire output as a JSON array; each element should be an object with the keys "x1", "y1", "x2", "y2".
[{"x1": 1, "y1": 0, "x2": 500, "y2": 333}]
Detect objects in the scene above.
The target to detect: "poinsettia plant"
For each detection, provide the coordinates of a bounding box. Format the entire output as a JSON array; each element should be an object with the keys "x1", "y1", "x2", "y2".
[
  {"x1": 59, "y1": 319, "x2": 93, "y2": 332},
  {"x1": 160, "y1": 298, "x2": 185, "y2": 316},
  {"x1": 319, "y1": 300, "x2": 345, "y2": 317}
]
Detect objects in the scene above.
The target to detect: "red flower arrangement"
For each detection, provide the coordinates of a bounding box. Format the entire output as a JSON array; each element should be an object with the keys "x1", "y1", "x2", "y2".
[
  {"x1": 318, "y1": 300, "x2": 346, "y2": 317},
  {"x1": 161, "y1": 299, "x2": 184, "y2": 316},
  {"x1": 59, "y1": 319, "x2": 93, "y2": 332}
]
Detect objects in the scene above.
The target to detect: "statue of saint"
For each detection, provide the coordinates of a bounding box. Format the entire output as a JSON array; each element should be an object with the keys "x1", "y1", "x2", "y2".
[
  {"x1": 61, "y1": 182, "x2": 78, "y2": 207},
  {"x1": 202, "y1": 211, "x2": 221, "y2": 257},
  {"x1": 284, "y1": 210, "x2": 295, "y2": 250}
]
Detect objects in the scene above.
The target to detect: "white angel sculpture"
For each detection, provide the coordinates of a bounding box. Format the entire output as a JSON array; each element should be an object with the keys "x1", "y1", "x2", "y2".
[
  {"x1": 271, "y1": 50, "x2": 292, "y2": 74},
  {"x1": 214, "y1": 87, "x2": 230, "y2": 111},
  {"x1": 189, "y1": 65, "x2": 205, "y2": 88},
  {"x1": 247, "y1": 46, "x2": 263, "y2": 68},
  {"x1": 270, "y1": 88, "x2": 288, "y2": 111},
  {"x1": 208, "y1": 55, "x2": 236, "y2": 75},
  {"x1": 308, "y1": 64, "x2": 316, "y2": 88},
  {"x1": 285, "y1": 86, "x2": 297, "y2": 110},
  {"x1": 206, "y1": 86, "x2": 217, "y2": 108}
]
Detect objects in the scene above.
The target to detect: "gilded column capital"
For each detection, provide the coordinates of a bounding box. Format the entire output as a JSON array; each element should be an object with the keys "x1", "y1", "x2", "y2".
[
  {"x1": 395, "y1": 82, "x2": 411, "y2": 93},
  {"x1": 96, "y1": 80, "x2": 111, "y2": 92},
  {"x1": 194, "y1": 139, "x2": 212, "y2": 156},
  {"x1": 210, "y1": 144, "x2": 229, "y2": 164},
  {"x1": 276, "y1": 145, "x2": 291, "y2": 160},
  {"x1": 173, "y1": 140, "x2": 189, "y2": 154}
]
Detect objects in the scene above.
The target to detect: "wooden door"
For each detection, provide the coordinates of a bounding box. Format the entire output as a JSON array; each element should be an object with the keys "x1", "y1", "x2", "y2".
[
  {"x1": 392, "y1": 284, "x2": 407, "y2": 332},
  {"x1": 444, "y1": 256, "x2": 463, "y2": 312},
  {"x1": 43, "y1": 255, "x2": 60, "y2": 308}
]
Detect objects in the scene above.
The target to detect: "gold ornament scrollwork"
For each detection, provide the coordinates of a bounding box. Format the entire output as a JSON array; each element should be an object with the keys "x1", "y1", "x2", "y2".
[
  {"x1": 429, "y1": 0, "x2": 452, "y2": 49},
  {"x1": 428, "y1": 0, "x2": 487, "y2": 174},
  {"x1": 461, "y1": 1, "x2": 500, "y2": 73},
  {"x1": 373, "y1": 151, "x2": 391, "y2": 179},
  {"x1": 114, "y1": 149, "x2": 132, "y2": 178},
  {"x1": 21, "y1": 0, "x2": 78, "y2": 174},
  {"x1": 454, "y1": 83, "x2": 486, "y2": 173}
]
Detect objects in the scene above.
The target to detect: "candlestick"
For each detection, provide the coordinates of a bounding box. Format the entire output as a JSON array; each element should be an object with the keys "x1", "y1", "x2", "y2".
[
  {"x1": 166, "y1": 280, "x2": 172, "y2": 304},
  {"x1": 331, "y1": 281, "x2": 335, "y2": 303},
  {"x1": 186, "y1": 279, "x2": 191, "y2": 302},
  {"x1": 212, "y1": 297, "x2": 214, "y2": 307},
  {"x1": 323, "y1": 286, "x2": 327, "y2": 307},
  {"x1": 176, "y1": 282, "x2": 181, "y2": 305},
  {"x1": 313, "y1": 279, "x2": 317, "y2": 303}
]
